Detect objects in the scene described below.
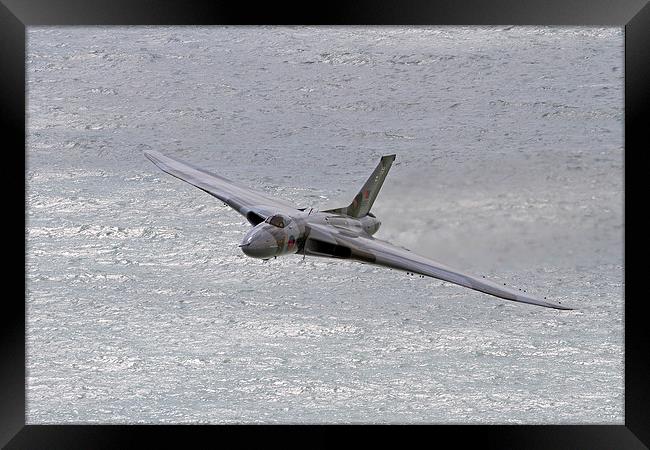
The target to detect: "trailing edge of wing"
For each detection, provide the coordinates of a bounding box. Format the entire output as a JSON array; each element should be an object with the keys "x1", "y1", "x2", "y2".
[
  {"x1": 305, "y1": 223, "x2": 572, "y2": 310},
  {"x1": 144, "y1": 151, "x2": 299, "y2": 222}
]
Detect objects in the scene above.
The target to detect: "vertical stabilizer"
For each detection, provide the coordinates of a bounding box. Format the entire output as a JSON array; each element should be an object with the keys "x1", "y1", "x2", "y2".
[{"x1": 325, "y1": 154, "x2": 395, "y2": 218}]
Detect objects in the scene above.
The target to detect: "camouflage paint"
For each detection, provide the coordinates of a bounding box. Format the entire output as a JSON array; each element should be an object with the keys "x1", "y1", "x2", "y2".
[
  {"x1": 324, "y1": 154, "x2": 395, "y2": 218},
  {"x1": 146, "y1": 150, "x2": 571, "y2": 310}
]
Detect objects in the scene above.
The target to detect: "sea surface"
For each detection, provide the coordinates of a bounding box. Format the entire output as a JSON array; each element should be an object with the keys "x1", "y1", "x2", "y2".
[{"x1": 26, "y1": 26, "x2": 624, "y2": 423}]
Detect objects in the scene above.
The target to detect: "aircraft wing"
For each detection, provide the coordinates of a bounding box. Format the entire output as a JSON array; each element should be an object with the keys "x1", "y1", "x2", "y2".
[
  {"x1": 145, "y1": 151, "x2": 300, "y2": 224},
  {"x1": 305, "y1": 223, "x2": 571, "y2": 310}
]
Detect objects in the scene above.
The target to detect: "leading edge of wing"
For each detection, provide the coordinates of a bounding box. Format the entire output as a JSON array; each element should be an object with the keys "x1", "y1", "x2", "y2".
[
  {"x1": 307, "y1": 223, "x2": 572, "y2": 310},
  {"x1": 144, "y1": 150, "x2": 299, "y2": 217}
]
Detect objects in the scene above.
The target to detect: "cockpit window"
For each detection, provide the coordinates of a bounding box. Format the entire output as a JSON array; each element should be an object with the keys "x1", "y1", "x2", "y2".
[{"x1": 267, "y1": 214, "x2": 286, "y2": 228}]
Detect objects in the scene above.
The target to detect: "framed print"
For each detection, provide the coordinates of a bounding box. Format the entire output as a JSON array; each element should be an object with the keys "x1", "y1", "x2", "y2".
[{"x1": 2, "y1": 0, "x2": 647, "y2": 447}]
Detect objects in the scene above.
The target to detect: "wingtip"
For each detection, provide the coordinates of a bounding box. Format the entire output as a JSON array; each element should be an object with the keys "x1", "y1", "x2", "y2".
[
  {"x1": 548, "y1": 302, "x2": 574, "y2": 311},
  {"x1": 143, "y1": 150, "x2": 163, "y2": 163}
]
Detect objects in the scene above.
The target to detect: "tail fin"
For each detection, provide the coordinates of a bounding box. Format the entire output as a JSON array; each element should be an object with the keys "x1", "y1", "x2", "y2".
[{"x1": 325, "y1": 154, "x2": 395, "y2": 218}]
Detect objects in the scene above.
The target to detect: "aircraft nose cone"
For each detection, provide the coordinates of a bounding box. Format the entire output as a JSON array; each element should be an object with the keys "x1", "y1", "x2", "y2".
[{"x1": 240, "y1": 229, "x2": 278, "y2": 259}]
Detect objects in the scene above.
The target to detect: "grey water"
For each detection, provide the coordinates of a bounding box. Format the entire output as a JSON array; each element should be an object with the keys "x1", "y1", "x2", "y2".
[{"x1": 26, "y1": 26, "x2": 623, "y2": 423}]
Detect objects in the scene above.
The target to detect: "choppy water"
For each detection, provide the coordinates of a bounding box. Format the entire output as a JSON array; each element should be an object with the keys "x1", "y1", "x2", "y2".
[{"x1": 26, "y1": 26, "x2": 624, "y2": 423}]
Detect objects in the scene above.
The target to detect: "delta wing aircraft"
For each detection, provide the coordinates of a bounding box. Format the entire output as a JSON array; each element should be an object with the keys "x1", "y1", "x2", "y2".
[{"x1": 145, "y1": 151, "x2": 571, "y2": 310}]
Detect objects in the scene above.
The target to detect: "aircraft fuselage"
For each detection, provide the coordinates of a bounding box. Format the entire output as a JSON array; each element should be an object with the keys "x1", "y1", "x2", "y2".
[{"x1": 239, "y1": 210, "x2": 381, "y2": 259}]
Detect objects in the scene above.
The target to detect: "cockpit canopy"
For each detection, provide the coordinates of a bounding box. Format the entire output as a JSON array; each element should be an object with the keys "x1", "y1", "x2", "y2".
[{"x1": 265, "y1": 214, "x2": 290, "y2": 228}]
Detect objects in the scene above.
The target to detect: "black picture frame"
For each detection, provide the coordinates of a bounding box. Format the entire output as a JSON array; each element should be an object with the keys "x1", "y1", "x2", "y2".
[{"x1": 2, "y1": 1, "x2": 646, "y2": 447}]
